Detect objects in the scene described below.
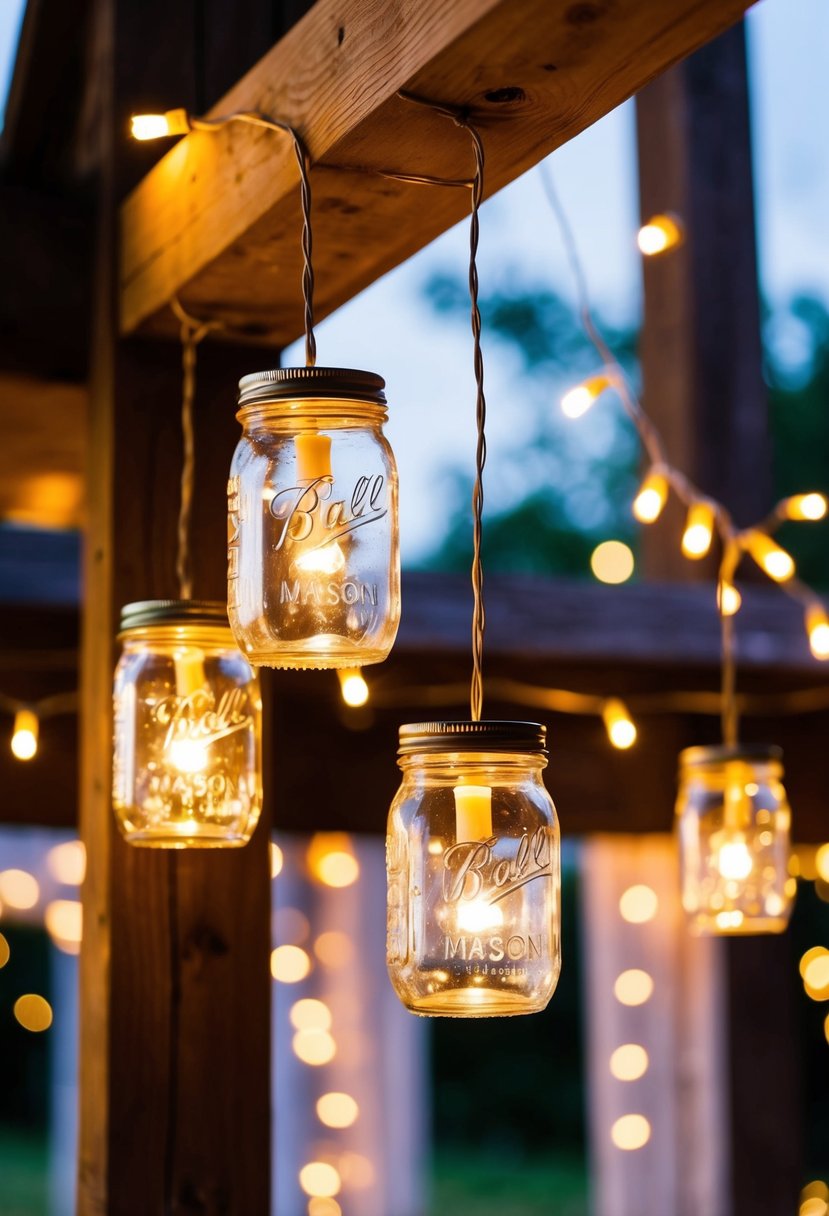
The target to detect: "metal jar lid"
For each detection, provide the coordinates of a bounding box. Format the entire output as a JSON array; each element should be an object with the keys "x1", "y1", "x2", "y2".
[
  {"x1": 398, "y1": 720, "x2": 547, "y2": 757},
  {"x1": 119, "y1": 599, "x2": 231, "y2": 632},
  {"x1": 237, "y1": 366, "x2": 387, "y2": 408},
  {"x1": 678, "y1": 742, "x2": 783, "y2": 770}
]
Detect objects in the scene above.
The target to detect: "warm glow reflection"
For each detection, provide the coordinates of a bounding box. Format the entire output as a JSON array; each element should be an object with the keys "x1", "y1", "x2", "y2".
[
  {"x1": 314, "y1": 931, "x2": 354, "y2": 968},
  {"x1": 591, "y1": 541, "x2": 635, "y2": 585},
  {"x1": 338, "y1": 669, "x2": 369, "y2": 707},
  {"x1": 308, "y1": 1199, "x2": 342, "y2": 1216},
  {"x1": 295, "y1": 543, "x2": 346, "y2": 575},
  {"x1": 45, "y1": 900, "x2": 83, "y2": 954},
  {"x1": 619, "y1": 885, "x2": 658, "y2": 924},
  {"x1": 609, "y1": 1044, "x2": 649, "y2": 1081},
  {"x1": 613, "y1": 969, "x2": 654, "y2": 1006},
  {"x1": 270, "y1": 842, "x2": 283, "y2": 878},
  {"x1": 274, "y1": 907, "x2": 310, "y2": 945},
  {"x1": 11, "y1": 709, "x2": 38, "y2": 761},
  {"x1": 290, "y1": 998, "x2": 332, "y2": 1031},
  {"x1": 47, "y1": 841, "x2": 86, "y2": 886},
  {"x1": 14, "y1": 994, "x2": 53, "y2": 1032},
  {"x1": 0, "y1": 869, "x2": 40, "y2": 910},
  {"x1": 317, "y1": 1092, "x2": 359, "y2": 1129},
  {"x1": 611, "y1": 1113, "x2": 651, "y2": 1150},
  {"x1": 715, "y1": 910, "x2": 745, "y2": 931},
  {"x1": 456, "y1": 900, "x2": 504, "y2": 933},
  {"x1": 293, "y1": 1028, "x2": 336, "y2": 1065},
  {"x1": 308, "y1": 834, "x2": 359, "y2": 888},
  {"x1": 271, "y1": 945, "x2": 311, "y2": 983},
  {"x1": 0, "y1": 933, "x2": 9, "y2": 969},
  {"x1": 299, "y1": 1162, "x2": 341, "y2": 1199}
]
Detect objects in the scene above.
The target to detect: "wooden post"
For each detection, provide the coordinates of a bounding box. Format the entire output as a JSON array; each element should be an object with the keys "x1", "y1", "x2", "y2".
[
  {"x1": 636, "y1": 23, "x2": 802, "y2": 1215},
  {"x1": 78, "y1": 2, "x2": 281, "y2": 1211}
]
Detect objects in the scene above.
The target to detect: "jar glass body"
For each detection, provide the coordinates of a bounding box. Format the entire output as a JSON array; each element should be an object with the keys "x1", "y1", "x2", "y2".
[
  {"x1": 228, "y1": 396, "x2": 400, "y2": 669},
  {"x1": 113, "y1": 622, "x2": 262, "y2": 847},
  {"x1": 676, "y1": 750, "x2": 793, "y2": 934},
  {"x1": 387, "y1": 752, "x2": 561, "y2": 1016}
]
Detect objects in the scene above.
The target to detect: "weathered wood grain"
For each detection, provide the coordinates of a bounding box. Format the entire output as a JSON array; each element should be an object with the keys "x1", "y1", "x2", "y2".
[{"x1": 120, "y1": 0, "x2": 754, "y2": 344}]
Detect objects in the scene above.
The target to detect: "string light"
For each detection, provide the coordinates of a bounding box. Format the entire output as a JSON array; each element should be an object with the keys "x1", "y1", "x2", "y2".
[
  {"x1": 603, "y1": 699, "x2": 637, "y2": 750},
  {"x1": 609, "y1": 1044, "x2": 649, "y2": 1081},
  {"x1": 561, "y1": 373, "x2": 612, "y2": 419},
  {"x1": 590, "y1": 540, "x2": 635, "y2": 585},
  {"x1": 610, "y1": 1113, "x2": 652, "y2": 1150},
  {"x1": 338, "y1": 668, "x2": 369, "y2": 707},
  {"x1": 743, "y1": 531, "x2": 795, "y2": 582},
  {"x1": 637, "y1": 213, "x2": 683, "y2": 256},
  {"x1": 618, "y1": 885, "x2": 657, "y2": 923},
  {"x1": 299, "y1": 1163, "x2": 341, "y2": 1199},
  {"x1": 632, "y1": 467, "x2": 669, "y2": 524},
  {"x1": 806, "y1": 606, "x2": 829, "y2": 660},
  {"x1": 717, "y1": 579, "x2": 742, "y2": 617},
  {"x1": 781, "y1": 493, "x2": 827, "y2": 521},
  {"x1": 681, "y1": 502, "x2": 715, "y2": 560},
  {"x1": 130, "y1": 109, "x2": 190, "y2": 140},
  {"x1": 11, "y1": 708, "x2": 38, "y2": 760}
]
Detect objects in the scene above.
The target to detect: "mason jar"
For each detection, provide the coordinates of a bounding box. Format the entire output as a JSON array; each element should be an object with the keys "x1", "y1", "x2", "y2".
[
  {"x1": 386, "y1": 721, "x2": 561, "y2": 1017},
  {"x1": 112, "y1": 600, "x2": 262, "y2": 847},
  {"x1": 227, "y1": 367, "x2": 400, "y2": 669},
  {"x1": 676, "y1": 743, "x2": 794, "y2": 935}
]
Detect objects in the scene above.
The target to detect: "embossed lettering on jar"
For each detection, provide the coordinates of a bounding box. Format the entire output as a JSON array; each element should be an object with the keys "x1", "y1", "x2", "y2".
[
  {"x1": 387, "y1": 721, "x2": 561, "y2": 1017},
  {"x1": 228, "y1": 367, "x2": 400, "y2": 669},
  {"x1": 112, "y1": 600, "x2": 262, "y2": 847}
]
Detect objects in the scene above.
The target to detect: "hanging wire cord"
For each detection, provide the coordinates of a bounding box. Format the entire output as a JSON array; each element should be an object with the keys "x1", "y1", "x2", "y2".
[
  {"x1": 186, "y1": 111, "x2": 316, "y2": 367},
  {"x1": 170, "y1": 297, "x2": 224, "y2": 601},
  {"x1": 399, "y1": 92, "x2": 488, "y2": 722},
  {"x1": 538, "y1": 163, "x2": 828, "y2": 748}
]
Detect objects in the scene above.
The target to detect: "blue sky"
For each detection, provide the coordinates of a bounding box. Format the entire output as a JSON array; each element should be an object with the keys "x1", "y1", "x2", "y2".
[{"x1": 1, "y1": 0, "x2": 827, "y2": 560}]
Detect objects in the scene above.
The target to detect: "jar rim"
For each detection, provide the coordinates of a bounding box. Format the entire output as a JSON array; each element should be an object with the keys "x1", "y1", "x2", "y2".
[
  {"x1": 678, "y1": 742, "x2": 783, "y2": 770},
  {"x1": 237, "y1": 366, "x2": 387, "y2": 408},
  {"x1": 398, "y1": 720, "x2": 547, "y2": 757},
  {"x1": 119, "y1": 599, "x2": 230, "y2": 632}
]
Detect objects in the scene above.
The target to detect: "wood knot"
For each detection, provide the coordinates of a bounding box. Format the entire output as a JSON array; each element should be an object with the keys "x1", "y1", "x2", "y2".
[
  {"x1": 483, "y1": 86, "x2": 526, "y2": 105},
  {"x1": 181, "y1": 924, "x2": 229, "y2": 968},
  {"x1": 566, "y1": 2, "x2": 603, "y2": 26}
]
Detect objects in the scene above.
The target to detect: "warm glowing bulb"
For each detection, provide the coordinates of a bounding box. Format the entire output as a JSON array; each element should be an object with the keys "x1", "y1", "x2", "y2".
[
  {"x1": 816, "y1": 846, "x2": 829, "y2": 884},
  {"x1": 130, "y1": 108, "x2": 190, "y2": 140},
  {"x1": 294, "y1": 543, "x2": 346, "y2": 575},
  {"x1": 316, "y1": 1092, "x2": 359, "y2": 1129},
  {"x1": 561, "y1": 374, "x2": 612, "y2": 418},
  {"x1": 289, "y1": 998, "x2": 332, "y2": 1031},
  {"x1": 591, "y1": 541, "x2": 635, "y2": 585},
  {"x1": 619, "y1": 885, "x2": 657, "y2": 923},
  {"x1": 270, "y1": 841, "x2": 283, "y2": 878},
  {"x1": 47, "y1": 840, "x2": 86, "y2": 885},
  {"x1": 0, "y1": 869, "x2": 39, "y2": 909},
  {"x1": 293, "y1": 1028, "x2": 336, "y2": 1065},
  {"x1": 637, "y1": 213, "x2": 683, "y2": 256},
  {"x1": 784, "y1": 493, "x2": 827, "y2": 521},
  {"x1": 603, "y1": 699, "x2": 637, "y2": 749},
  {"x1": 11, "y1": 709, "x2": 38, "y2": 760},
  {"x1": 614, "y1": 969, "x2": 653, "y2": 1006},
  {"x1": 0, "y1": 933, "x2": 9, "y2": 968},
  {"x1": 609, "y1": 1044, "x2": 649, "y2": 1081},
  {"x1": 718, "y1": 580, "x2": 742, "y2": 616},
  {"x1": 744, "y1": 532, "x2": 795, "y2": 582},
  {"x1": 681, "y1": 503, "x2": 715, "y2": 559},
  {"x1": 611, "y1": 1113, "x2": 652, "y2": 1150},
  {"x1": 299, "y1": 1163, "x2": 341, "y2": 1199},
  {"x1": 14, "y1": 994, "x2": 53, "y2": 1033},
  {"x1": 338, "y1": 668, "x2": 369, "y2": 707},
  {"x1": 168, "y1": 738, "x2": 209, "y2": 773},
  {"x1": 44, "y1": 900, "x2": 83, "y2": 954},
  {"x1": 456, "y1": 900, "x2": 504, "y2": 933},
  {"x1": 716, "y1": 840, "x2": 753, "y2": 881},
  {"x1": 632, "y1": 469, "x2": 669, "y2": 523},
  {"x1": 271, "y1": 945, "x2": 311, "y2": 982},
  {"x1": 806, "y1": 606, "x2": 829, "y2": 660}
]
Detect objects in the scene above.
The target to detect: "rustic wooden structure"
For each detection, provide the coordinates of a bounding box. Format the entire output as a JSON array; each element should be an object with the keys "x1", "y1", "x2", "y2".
[{"x1": 0, "y1": 0, "x2": 820, "y2": 1213}]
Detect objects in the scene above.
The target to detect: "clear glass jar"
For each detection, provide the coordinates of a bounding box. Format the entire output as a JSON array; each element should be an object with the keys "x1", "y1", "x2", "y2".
[
  {"x1": 386, "y1": 721, "x2": 561, "y2": 1017},
  {"x1": 676, "y1": 743, "x2": 794, "y2": 935},
  {"x1": 112, "y1": 600, "x2": 262, "y2": 847},
  {"x1": 227, "y1": 367, "x2": 400, "y2": 669}
]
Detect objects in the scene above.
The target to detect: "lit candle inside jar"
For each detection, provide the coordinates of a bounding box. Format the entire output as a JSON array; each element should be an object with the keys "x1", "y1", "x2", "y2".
[
  {"x1": 173, "y1": 648, "x2": 206, "y2": 696},
  {"x1": 453, "y1": 783, "x2": 493, "y2": 843},
  {"x1": 295, "y1": 433, "x2": 332, "y2": 482}
]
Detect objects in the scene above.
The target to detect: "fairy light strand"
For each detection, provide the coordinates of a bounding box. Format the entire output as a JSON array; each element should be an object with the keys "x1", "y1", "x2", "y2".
[{"x1": 539, "y1": 162, "x2": 828, "y2": 745}]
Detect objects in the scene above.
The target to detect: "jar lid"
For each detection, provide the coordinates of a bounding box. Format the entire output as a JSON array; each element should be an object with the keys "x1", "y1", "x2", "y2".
[
  {"x1": 678, "y1": 742, "x2": 783, "y2": 769},
  {"x1": 119, "y1": 600, "x2": 230, "y2": 632},
  {"x1": 398, "y1": 720, "x2": 547, "y2": 756},
  {"x1": 237, "y1": 366, "x2": 387, "y2": 407}
]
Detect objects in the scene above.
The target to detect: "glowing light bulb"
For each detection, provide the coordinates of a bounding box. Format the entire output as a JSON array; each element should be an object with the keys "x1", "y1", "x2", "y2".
[
  {"x1": 338, "y1": 668, "x2": 369, "y2": 707},
  {"x1": 718, "y1": 580, "x2": 742, "y2": 616},
  {"x1": 590, "y1": 540, "x2": 634, "y2": 585},
  {"x1": 317, "y1": 1092, "x2": 359, "y2": 1129},
  {"x1": 744, "y1": 532, "x2": 795, "y2": 582},
  {"x1": 456, "y1": 900, "x2": 504, "y2": 934},
  {"x1": 632, "y1": 468, "x2": 669, "y2": 523},
  {"x1": 561, "y1": 374, "x2": 612, "y2": 419},
  {"x1": 11, "y1": 708, "x2": 38, "y2": 760},
  {"x1": 299, "y1": 1163, "x2": 341, "y2": 1199},
  {"x1": 294, "y1": 543, "x2": 346, "y2": 575},
  {"x1": 603, "y1": 699, "x2": 637, "y2": 749},
  {"x1": 716, "y1": 839, "x2": 753, "y2": 881},
  {"x1": 637, "y1": 213, "x2": 683, "y2": 256},
  {"x1": 130, "y1": 109, "x2": 190, "y2": 140},
  {"x1": 681, "y1": 503, "x2": 715, "y2": 559},
  {"x1": 783, "y1": 493, "x2": 827, "y2": 521},
  {"x1": 610, "y1": 1113, "x2": 651, "y2": 1150},
  {"x1": 307, "y1": 833, "x2": 360, "y2": 887},
  {"x1": 806, "y1": 605, "x2": 829, "y2": 660},
  {"x1": 168, "y1": 738, "x2": 209, "y2": 773}
]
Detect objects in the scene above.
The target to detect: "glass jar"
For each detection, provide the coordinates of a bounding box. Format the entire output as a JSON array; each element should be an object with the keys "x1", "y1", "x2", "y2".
[
  {"x1": 227, "y1": 367, "x2": 400, "y2": 669},
  {"x1": 112, "y1": 600, "x2": 262, "y2": 847},
  {"x1": 676, "y1": 743, "x2": 794, "y2": 935},
  {"x1": 386, "y1": 721, "x2": 561, "y2": 1017}
]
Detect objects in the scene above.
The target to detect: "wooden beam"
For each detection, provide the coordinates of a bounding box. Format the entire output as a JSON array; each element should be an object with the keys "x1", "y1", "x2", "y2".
[{"x1": 120, "y1": 0, "x2": 753, "y2": 344}]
